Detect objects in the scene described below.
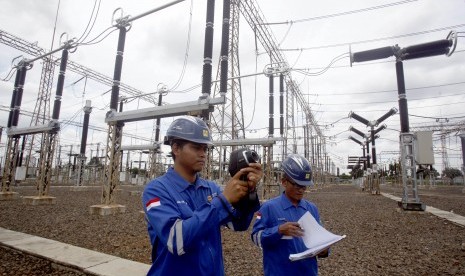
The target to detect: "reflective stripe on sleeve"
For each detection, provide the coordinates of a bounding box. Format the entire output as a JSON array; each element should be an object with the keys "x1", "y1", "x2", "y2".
[
  {"x1": 226, "y1": 221, "x2": 235, "y2": 231},
  {"x1": 168, "y1": 218, "x2": 185, "y2": 255},
  {"x1": 252, "y1": 230, "x2": 263, "y2": 248},
  {"x1": 175, "y1": 219, "x2": 185, "y2": 255}
]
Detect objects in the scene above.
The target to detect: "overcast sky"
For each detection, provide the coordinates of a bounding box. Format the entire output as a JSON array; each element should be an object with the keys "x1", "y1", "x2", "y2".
[{"x1": 0, "y1": 0, "x2": 464, "y2": 174}]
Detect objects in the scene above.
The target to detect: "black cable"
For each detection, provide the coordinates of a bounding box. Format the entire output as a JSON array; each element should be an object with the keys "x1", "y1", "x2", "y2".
[
  {"x1": 78, "y1": 26, "x2": 118, "y2": 46},
  {"x1": 76, "y1": 0, "x2": 101, "y2": 44},
  {"x1": 169, "y1": 0, "x2": 193, "y2": 91},
  {"x1": 293, "y1": 53, "x2": 349, "y2": 76}
]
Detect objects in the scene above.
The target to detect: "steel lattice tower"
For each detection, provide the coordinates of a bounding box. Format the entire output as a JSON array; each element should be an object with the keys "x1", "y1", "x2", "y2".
[
  {"x1": 239, "y1": 1, "x2": 325, "y2": 167},
  {"x1": 24, "y1": 57, "x2": 55, "y2": 171}
]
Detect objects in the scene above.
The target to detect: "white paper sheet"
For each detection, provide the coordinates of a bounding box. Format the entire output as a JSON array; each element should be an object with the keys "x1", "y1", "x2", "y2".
[{"x1": 289, "y1": 211, "x2": 346, "y2": 261}]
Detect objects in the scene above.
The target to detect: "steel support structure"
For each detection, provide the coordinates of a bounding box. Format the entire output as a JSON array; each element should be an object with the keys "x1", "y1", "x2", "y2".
[
  {"x1": 76, "y1": 101, "x2": 92, "y2": 186},
  {"x1": 36, "y1": 45, "x2": 72, "y2": 197},
  {"x1": 24, "y1": 57, "x2": 55, "y2": 174},
  {"x1": 2, "y1": 63, "x2": 29, "y2": 193},
  {"x1": 239, "y1": 1, "x2": 324, "y2": 170},
  {"x1": 0, "y1": 29, "x2": 154, "y2": 189},
  {"x1": 102, "y1": 23, "x2": 128, "y2": 205},
  {"x1": 36, "y1": 132, "x2": 58, "y2": 196},
  {"x1": 395, "y1": 60, "x2": 424, "y2": 210},
  {"x1": 1, "y1": 137, "x2": 20, "y2": 192},
  {"x1": 285, "y1": 84, "x2": 297, "y2": 155},
  {"x1": 261, "y1": 145, "x2": 273, "y2": 199},
  {"x1": 0, "y1": 29, "x2": 154, "y2": 103}
]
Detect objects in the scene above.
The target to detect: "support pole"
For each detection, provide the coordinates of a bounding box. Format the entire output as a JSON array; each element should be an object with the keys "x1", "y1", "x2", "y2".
[
  {"x1": 460, "y1": 133, "x2": 465, "y2": 192},
  {"x1": 77, "y1": 100, "x2": 92, "y2": 186},
  {"x1": 279, "y1": 74, "x2": 284, "y2": 136},
  {"x1": 268, "y1": 74, "x2": 274, "y2": 137},
  {"x1": 200, "y1": 0, "x2": 216, "y2": 121},
  {"x1": 1, "y1": 64, "x2": 28, "y2": 199},
  {"x1": 24, "y1": 47, "x2": 70, "y2": 205},
  {"x1": 396, "y1": 59, "x2": 424, "y2": 210},
  {"x1": 100, "y1": 25, "x2": 127, "y2": 210}
]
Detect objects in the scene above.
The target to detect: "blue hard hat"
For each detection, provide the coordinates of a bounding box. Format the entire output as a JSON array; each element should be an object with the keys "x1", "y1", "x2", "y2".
[
  {"x1": 282, "y1": 154, "x2": 314, "y2": 186},
  {"x1": 163, "y1": 116, "x2": 213, "y2": 146}
]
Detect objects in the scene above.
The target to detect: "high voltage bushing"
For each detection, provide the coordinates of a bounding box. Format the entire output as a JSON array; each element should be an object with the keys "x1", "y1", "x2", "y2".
[
  {"x1": 351, "y1": 46, "x2": 398, "y2": 64},
  {"x1": 348, "y1": 126, "x2": 366, "y2": 138}
]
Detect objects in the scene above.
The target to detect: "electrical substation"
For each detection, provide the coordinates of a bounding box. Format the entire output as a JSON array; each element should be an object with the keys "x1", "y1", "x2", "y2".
[{"x1": 0, "y1": 0, "x2": 465, "y2": 275}]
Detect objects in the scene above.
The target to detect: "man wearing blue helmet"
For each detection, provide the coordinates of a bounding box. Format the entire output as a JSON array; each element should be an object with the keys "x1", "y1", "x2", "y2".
[
  {"x1": 142, "y1": 116, "x2": 263, "y2": 276},
  {"x1": 251, "y1": 154, "x2": 327, "y2": 276}
]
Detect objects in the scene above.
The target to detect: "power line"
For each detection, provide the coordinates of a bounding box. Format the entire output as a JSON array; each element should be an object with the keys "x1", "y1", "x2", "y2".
[
  {"x1": 304, "y1": 80, "x2": 465, "y2": 97},
  {"x1": 410, "y1": 114, "x2": 465, "y2": 120},
  {"x1": 314, "y1": 93, "x2": 465, "y2": 106},
  {"x1": 263, "y1": 0, "x2": 419, "y2": 26},
  {"x1": 278, "y1": 23, "x2": 465, "y2": 52}
]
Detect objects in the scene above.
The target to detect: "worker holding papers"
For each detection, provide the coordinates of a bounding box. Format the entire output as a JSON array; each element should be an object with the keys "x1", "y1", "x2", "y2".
[{"x1": 251, "y1": 154, "x2": 345, "y2": 276}]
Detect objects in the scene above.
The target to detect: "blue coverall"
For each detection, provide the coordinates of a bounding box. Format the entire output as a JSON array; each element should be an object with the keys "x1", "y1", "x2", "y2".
[
  {"x1": 251, "y1": 193, "x2": 321, "y2": 276},
  {"x1": 143, "y1": 167, "x2": 259, "y2": 276}
]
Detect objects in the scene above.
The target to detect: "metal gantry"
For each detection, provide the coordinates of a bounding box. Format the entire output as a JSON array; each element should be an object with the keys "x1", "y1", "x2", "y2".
[{"x1": 0, "y1": 28, "x2": 155, "y2": 194}]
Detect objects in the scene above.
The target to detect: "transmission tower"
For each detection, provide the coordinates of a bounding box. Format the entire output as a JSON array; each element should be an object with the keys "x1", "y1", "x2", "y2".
[{"x1": 238, "y1": 1, "x2": 325, "y2": 167}]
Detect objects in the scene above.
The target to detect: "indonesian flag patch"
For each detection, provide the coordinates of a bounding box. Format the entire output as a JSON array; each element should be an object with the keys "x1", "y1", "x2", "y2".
[
  {"x1": 256, "y1": 212, "x2": 261, "y2": 220},
  {"x1": 146, "y1": 197, "x2": 161, "y2": 211}
]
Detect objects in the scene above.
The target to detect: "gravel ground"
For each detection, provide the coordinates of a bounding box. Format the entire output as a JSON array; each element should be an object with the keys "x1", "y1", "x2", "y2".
[{"x1": 0, "y1": 181, "x2": 464, "y2": 275}]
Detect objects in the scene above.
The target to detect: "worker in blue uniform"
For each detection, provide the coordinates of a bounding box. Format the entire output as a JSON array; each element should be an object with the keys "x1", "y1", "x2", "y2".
[
  {"x1": 251, "y1": 154, "x2": 328, "y2": 276},
  {"x1": 142, "y1": 116, "x2": 263, "y2": 276}
]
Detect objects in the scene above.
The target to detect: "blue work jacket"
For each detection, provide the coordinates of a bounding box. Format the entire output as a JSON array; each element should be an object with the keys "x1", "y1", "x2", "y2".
[
  {"x1": 143, "y1": 167, "x2": 259, "y2": 276},
  {"x1": 251, "y1": 193, "x2": 321, "y2": 276}
]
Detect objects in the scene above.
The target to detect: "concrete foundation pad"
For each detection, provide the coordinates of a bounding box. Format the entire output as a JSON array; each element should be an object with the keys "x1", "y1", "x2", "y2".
[
  {"x1": 396, "y1": 207, "x2": 427, "y2": 214},
  {"x1": 22, "y1": 196, "x2": 56, "y2": 205},
  {"x1": 397, "y1": 200, "x2": 426, "y2": 211},
  {"x1": 89, "y1": 204, "x2": 126, "y2": 216},
  {"x1": 0, "y1": 192, "x2": 20, "y2": 201}
]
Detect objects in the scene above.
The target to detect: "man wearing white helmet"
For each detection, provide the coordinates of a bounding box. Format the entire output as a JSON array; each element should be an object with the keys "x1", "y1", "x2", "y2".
[
  {"x1": 251, "y1": 154, "x2": 327, "y2": 276},
  {"x1": 142, "y1": 115, "x2": 263, "y2": 276}
]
